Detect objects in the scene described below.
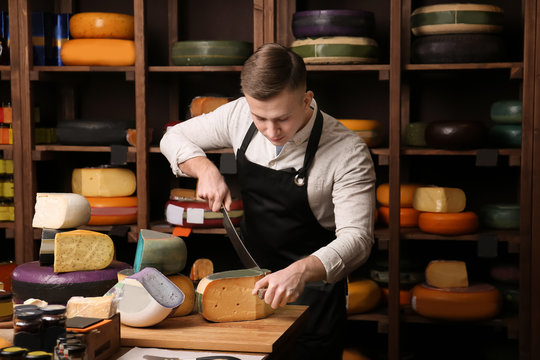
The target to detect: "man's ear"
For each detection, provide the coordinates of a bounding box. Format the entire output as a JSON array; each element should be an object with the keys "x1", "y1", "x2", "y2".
[{"x1": 304, "y1": 90, "x2": 314, "y2": 107}]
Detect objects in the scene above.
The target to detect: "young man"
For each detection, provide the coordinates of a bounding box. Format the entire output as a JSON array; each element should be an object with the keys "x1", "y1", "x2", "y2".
[{"x1": 161, "y1": 43, "x2": 375, "y2": 359}]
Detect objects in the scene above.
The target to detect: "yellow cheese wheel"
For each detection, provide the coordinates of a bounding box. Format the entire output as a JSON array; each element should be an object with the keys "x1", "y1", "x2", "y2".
[
  {"x1": 378, "y1": 206, "x2": 420, "y2": 227},
  {"x1": 418, "y1": 211, "x2": 479, "y2": 236},
  {"x1": 413, "y1": 187, "x2": 466, "y2": 213},
  {"x1": 411, "y1": 283, "x2": 501, "y2": 321},
  {"x1": 346, "y1": 279, "x2": 381, "y2": 314},
  {"x1": 338, "y1": 119, "x2": 384, "y2": 147},
  {"x1": 168, "y1": 274, "x2": 195, "y2": 317},
  {"x1": 70, "y1": 12, "x2": 134, "y2": 39},
  {"x1": 376, "y1": 183, "x2": 420, "y2": 207},
  {"x1": 61, "y1": 39, "x2": 135, "y2": 66},
  {"x1": 425, "y1": 260, "x2": 469, "y2": 288},
  {"x1": 190, "y1": 97, "x2": 230, "y2": 117}
]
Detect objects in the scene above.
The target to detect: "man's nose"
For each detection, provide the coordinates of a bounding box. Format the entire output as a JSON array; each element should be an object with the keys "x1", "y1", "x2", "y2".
[{"x1": 267, "y1": 122, "x2": 280, "y2": 136}]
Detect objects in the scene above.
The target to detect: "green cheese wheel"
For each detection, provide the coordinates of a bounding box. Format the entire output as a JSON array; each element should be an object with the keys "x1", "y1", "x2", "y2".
[
  {"x1": 479, "y1": 203, "x2": 520, "y2": 230},
  {"x1": 411, "y1": 3, "x2": 504, "y2": 36},
  {"x1": 490, "y1": 100, "x2": 522, "y2": 124},
  {"x1": 404, "y1": 122, "x2": 428, "y2": 147},
  {"x1": 488, "y1": 125, "x2": 522, "y2": 148},
  {"x1": 171, "y1": 40, "x2": 253, "y2": 66},
  {"x1": 290, "y1": 36, "x2": 378, "y2": 64}
]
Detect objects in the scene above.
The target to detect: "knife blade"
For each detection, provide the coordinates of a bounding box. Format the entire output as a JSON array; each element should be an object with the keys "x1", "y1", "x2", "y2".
[{"x1": 221, "y1": 207, "x2": 261, "y2": 270}]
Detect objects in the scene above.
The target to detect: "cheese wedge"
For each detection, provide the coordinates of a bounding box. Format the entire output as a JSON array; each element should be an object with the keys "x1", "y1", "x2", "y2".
[
  {"x1": 413, "y1": 187, "x2": 466, "y2": 213},
  {"x1": 134, "y1": 229, "x2": 187, "y2": 275},
  {"x1": 66, "y1": 295, "x2": 116, "y2": 319},
  {"x1": 72, "y1": 167, "x2": 136, "y2": 197},
  {"x1": 32, "y1": 193, "x2": 91, "y2": 229},
  {"x1": 168, "y1": 274, "x2": 195, "y2": 317},
  {"x1": 196, "y1": 269, "x2": 274, "y2": 322},
  {"x1": 425, "y1": 260, "x2": 468, "y2": 288},
  {"x1": 54, "y1": 230, "x2": 114, "y2": 273}
]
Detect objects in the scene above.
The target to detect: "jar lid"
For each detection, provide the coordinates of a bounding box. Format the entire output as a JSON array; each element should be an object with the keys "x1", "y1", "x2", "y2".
[
  {"x1": 0, "y1": 346, "x2": 28, "y2": 356},
  {"x1": 24, "y1": 351, "x2": 52, "y2": 360},
  {"x1": 41, "y1": 305, "x2": 66, "y2": 315},
  {"x1": 14, "y1": 305, "x2": 38, "y2": 313},
  {"x1": 0, "y1": 291, "x2": 12, "y2": 300},
  {"x1": 16, "y1": 309, "x2": 43, "y2": 320}
]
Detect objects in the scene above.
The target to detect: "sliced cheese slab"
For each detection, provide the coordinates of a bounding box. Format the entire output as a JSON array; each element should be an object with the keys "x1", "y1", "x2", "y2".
[
  {"x1": 425, "y1": 260, "x2": 468, "y2": 288},
  {"x1": 411, "y1": 4, "x2": 504, "y2": 36},
  {"x1": 60, "y1": 39, "x2": 136, "y2": 66},
  {"x1": 337, "y1": 119, "x2": 384, "y2": 147},
  {"x1": 346, "y1": 279, "x2": 380, "y2": 315},
  {"x1": 172, "y1": 41, "x2": 253, "y2": 66},
  {"x1": 54, "y1": 230, "x2": 114, "y2": 273},
  {"x1": 376, "y1": 183, "x2": 421, "y2": 207},
  {"x1": 72, "y1": 167, "x2": 136, "y2": 197},
  {"x1": 411, "y1": 283, "x2": 501, "y2": 321},
  {"x1": 168, "y1": 274, "x2": 195, "y2": 317},
  {"x1": 86, "y1": 196, "x2": 137, "y2": 225},
  {"x1": 69, "y1": 12, "x2": 134, "y2": 40},
  {"x1": 165, "y1": 198, "x2": 243, "y2": 228},
  {"x1": 190, "y1": 96, "x2": 231, "y2": 117},
  {"x1": 66, "y1": 295, "x2": 116, "y2": 319},
  {"x1": 134, "y1": 229, "x2": 187, "y2": 275},
  {"x1": 290, "y1": 36, "x2": 379, "y2": 64},
  {"x1": 196, "y1": 269, "x2": 274, "y2": 322},
  {"x1": 32, "y1": 193, "x2": 91, "y2": 229},
  {"x1": 413, "y1": 187, "x2": 466, "y2": 213},
  {"x1": 418, "y1": 211, "x2": 479, "y2": 236}
]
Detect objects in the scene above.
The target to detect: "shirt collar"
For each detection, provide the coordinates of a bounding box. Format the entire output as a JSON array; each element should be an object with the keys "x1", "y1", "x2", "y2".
[{"x1": 291, "y1": 98, "x2": 318, "y2": 146}]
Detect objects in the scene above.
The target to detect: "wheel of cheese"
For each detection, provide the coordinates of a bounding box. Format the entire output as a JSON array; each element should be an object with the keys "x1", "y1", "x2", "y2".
[
  {"x1": 32, "y1": 193, "x2": 91, "y2": 229},
  {"x1": 165, "y1": 199, "x2": 243, "y2": 228},
  {"x1": 411, "y1": 34, "x2": 505, "y2": 64},
  {"x1": 411, "y1": 283, "x2": 501, "y2": 321},
  {"x1": 418, "y1": 211, "x2": 479, "y2": 236},
  {"x1": 376, "y1": 183, "x2": 421, "y2": 207},
  {"x1": 411, "y1": 4, "x2": 504, "y2": 37},
  {"x1": 488, "y1": 125, "x2": 522, "y2": 148},
  {"x1": 86, "y1": 196, "x2": 137, "y2": 225},
  {"x1": 425, "y1": 120, "x2": 486, "y2": 150},
  {"x1": 168, "y1": 274, "x2": 195, "y2": 317},
  {"x1": 338, "y1": 119, "x2": 384, "y2": 147},
  {"x1": 56, "y1": 119, "x2": 134, "y2": 146},
  {"x1": 490, "y1": 100, "x2": 522, "y2": 124},
  {"x1": 290, "y1": 36, "x2": 379, "y2": 64},
  {"x1": 479, "y1": 203, "x2": 520, "y2": 230},
  {"x1": 69, "y1": 12, "x2": 134, "y2": 40},
  {"x1": 346, "y1": 279, "x2": 381, "y2": 314},
  {"x1": 11, "y1": 260, "x2": 131, "y2": 305},
  {"x1": 380, "y1": 288, "x2": 411, "y2": 307},
  {"x1": 403, "y1": 122, "x2": 428, "y2": 147},
  {"x1": 171, "y1": 41, "x2": 253, "y2": 66},
  {"x1": 378, "y1": 206, "x2": 420, "y2": 228},
  {"x1": 190, "y1": 96, "x2": 231, "y2": 117},
  {"x1": 60, "y1": 39, "x2": 135, "y2": 66},
  {"x1": 0, "y1": 262, "x2": 17, "y2": 292},
  {"x1": 413, "y1": 187, "x2": 466, "y2": 213},
  {"x1": 292, "y1": 9, "x2": 375, "y2": 38},
  {"x1": 73, "y1": 167, "x2": 136, "y2": 197}
]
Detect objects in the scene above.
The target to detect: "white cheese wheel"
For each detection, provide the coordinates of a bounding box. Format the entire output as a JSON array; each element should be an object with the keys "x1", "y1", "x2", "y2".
[
  {"x1": 32, "y1": 193, "x2": 91, "y2": 229},
  {"x1": 413, "y1": 187, "x2": 466, "y2": 213}
]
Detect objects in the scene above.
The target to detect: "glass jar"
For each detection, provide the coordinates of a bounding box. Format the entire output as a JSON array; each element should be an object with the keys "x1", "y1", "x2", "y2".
[
  {"x1": 23, "y1": 352, "x2": 51, "y2": 360},
  {"x1": 13, "y1": 310, "x2": 42, "y2": 335},
  {"x1": 0, "y1": 346, "x2": 27, "y2": 360},
  {"x1": 63, "y1": 344, "x2": 86, "y2": 360},
  {"x1": 41, "y1": 305, "x2": 66, "y2": 329}
]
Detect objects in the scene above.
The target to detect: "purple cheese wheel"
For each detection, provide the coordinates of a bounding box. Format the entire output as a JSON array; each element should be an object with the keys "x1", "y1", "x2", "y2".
[
  {"x1": 292, "y1": 9, "x2": 375, "y2": 38},
  {"x1": 11, "y1": 260, "x2": 132, "y2": 305},
  {"x1": 425, "y1": 121, "x2": 487, "y2": 150}
]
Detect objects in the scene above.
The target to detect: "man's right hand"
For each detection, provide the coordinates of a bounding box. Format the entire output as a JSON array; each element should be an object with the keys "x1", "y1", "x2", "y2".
[{"x1": 178, "y1": 156, "x2": 232, "y2": 212}]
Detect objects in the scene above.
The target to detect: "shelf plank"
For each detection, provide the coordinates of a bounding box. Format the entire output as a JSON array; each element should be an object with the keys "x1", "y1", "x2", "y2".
[
  {"x1": 32, "y1": 66, "x2": 135, "y2": 72},
  {"x1": 375, "y1": 227, "x2": 520, "y2": 245},
  {"x1": 149, "y1": 66, "x2": 243, "y2": 72},
  {"x1": 371, "y1": 148, "x2": 520, "y2": 156},
  {"x1": 306, "y1": 64, "x2": 390, "y2": 72},
  {"x1": 34, "y1": 145, "x2": 136, "y2": 152},
  {"x1": 405, "y1": 62, "x2": 523, "y2": 71},
  {"x1": 0, "y1": 222, "x2": 14, "y2": 229}
]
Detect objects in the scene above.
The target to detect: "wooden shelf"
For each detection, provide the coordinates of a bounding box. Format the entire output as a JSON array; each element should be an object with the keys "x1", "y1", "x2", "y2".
[
  {"x1": 149, "y1": 146, "x2": 233, "y2": 154},
  {"x1": 33, "y1": 145, "x2": 137, "y2": 161},
  {"x1": 372, "y1": 148, "x2": 521, "y2": 166},
  {"x1": 149, "y1": 66, "x2": 243, "y2": 72},
  {"x1": 0, "y1": 222, "x2": 14, "y2": 229},
  {"x1": 149, "y1": 221, "x2": 228, "y2": 236},
  {"x1": 32, "y1": 66, "x2": 135, "y2": 72}
]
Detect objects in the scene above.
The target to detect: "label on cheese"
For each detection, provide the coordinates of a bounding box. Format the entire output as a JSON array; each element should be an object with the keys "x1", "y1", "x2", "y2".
[
  {"x1": 66, "y1": 295, "x2": 116, "y2": 319},
  {"x1": 54, "y1": 230, "x2": 114, "y2": 273},
  {"x1": 134, "y1": 229, "x2": 187, "y2": 275},
  {"x1": 72, "y1": 167, "x2": 136, "y2": 197},
  {"x1": 32, "y1": 193, "x2": 91, "y2": 229},
  {"x1": 413, "y1": 187, "x2": 466, "y2": 213},
  {"x1": 425, "y1": 260, "x2": 469, "y2": 288}
]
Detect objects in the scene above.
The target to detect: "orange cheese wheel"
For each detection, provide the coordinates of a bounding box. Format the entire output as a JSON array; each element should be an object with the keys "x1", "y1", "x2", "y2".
[
  {"x1": 346, "y1": 279, "x2": 381, "y2": 314},
  {"x1": 69, "y1": 12, "x2": 134, "y2": 39},
  {"x1": 378, "y1": 206, "x2": 420, "y2": 227},
  {"x1": 376, "y1": 183, "x2": 420, "y2": 207},
  {"x1": 411, "y1": 283, "x2": 501, "y2": 321},
  {"x1": 418, "y1": 211, "x2": 479, "y2": 235},
  {"x1": 86, "y1": 196, "x2": 137, "y2": 225},
  {"x1": 190, "y1": 97, "x2": 230, "y2": 117},
  {"x1": 338, "y1": 119, "x2": 384, "y2": 147},
  {"x1": 380, "y1": 288, "x2": 411, "y2": 307},
  {"x1": 60, "y1": 39, "x2": 135, "y2": 66}
]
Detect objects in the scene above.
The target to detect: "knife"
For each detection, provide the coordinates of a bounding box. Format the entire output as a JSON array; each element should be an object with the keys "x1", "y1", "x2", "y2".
[{"x1": 143, "y1": 355, "x2": 241, "y2": 360}]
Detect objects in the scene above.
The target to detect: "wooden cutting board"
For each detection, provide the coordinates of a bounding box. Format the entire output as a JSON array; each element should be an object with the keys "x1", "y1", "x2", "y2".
[{"x1": 121, "y1": 305, "x2": 309, "y2": 354}]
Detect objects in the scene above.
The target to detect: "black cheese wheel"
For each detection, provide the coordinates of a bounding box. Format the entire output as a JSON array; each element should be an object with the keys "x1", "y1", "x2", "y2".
[
  {"x1": 292, "y1": 9, "x2": 375, "y2": 38},
  {"x1": 56, "y1": 119, "x2": 134, "y2": 145},
  {"x1": 425, "y1": 121, "x2": 487, "y2": 150}
]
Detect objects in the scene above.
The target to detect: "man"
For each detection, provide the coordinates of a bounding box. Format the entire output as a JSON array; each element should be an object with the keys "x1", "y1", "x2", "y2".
[{"x1": 161, "y1": 43, "x2": 375, "y2": 359}]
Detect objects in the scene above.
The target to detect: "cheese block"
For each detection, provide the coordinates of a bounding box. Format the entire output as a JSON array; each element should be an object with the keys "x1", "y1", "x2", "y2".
[
  {"x1": 168, "y1": 274, "x2": 195, "y2": 317},
  {"x1": 32, "y1": 193, "x2": 91, "y2": 229},
  {"x1": 11, "y1": 260, "x2": 131, "y2": 305},
  {"x1": 376, "y1": 183, "x2": 421, "y2": 207},
  {"x1": 413, "y1": 187, "x2": 466, "y2": 213},
  {"x1": 378, "y1": 206, "x2": 420, "y2": 228},
  {"x1": 165, "y1": 198, "x2": 243, "y2": 228},
  {"x1": 411, "y1": 4, "x2": 504, "y2": 36},
  {"x1": 39, "y1": 229, "x2": 74, "y2": 266},
  {"x1": 72, "y1": 167, "x2": 136, "y2": 197},
  {"x1": 134, "y1": 229, "x2": 187, "y2": 275},
  {"x1": 66, "y1": 295, "x2": 116, "y2": 319},
  {"x1": 196, "y1": 269, "x2": 275, "y2": 322},
  {"x1": 403, "y1": 122, "x2": 428, "y2": 147},
  {"x1": 86, "y1": 196, "x2": 137, "y2": 225},
  {"x1": 54, "y1": 230, "x2": 115, "y2": 273},
  {"x1": 69, "y1": 12, "x2": 134, "y2": 40},
  {"x1": 56, "y1": 119, "x2": 134, "y2": 146},
  {"x1": 418, "y1": 211, "x2": 479, "y2": 235},
  {"x1": 171, "y1": 40, "x2": 253, "y2": 66},
  {"x1": 190, "y1": 96, "x2": 231, "y2": 117},
  {"x1": 411, "y1": 34, "x2": 506, "y2": 64},
  {"x1": 60, "y1": 39, "x2": 135, "y2": 66},
  {"x1": 488, "y1": 125, "x2": 522, "y2": 148},
  {"x1": 490, "y1": 100, "x2": 522, "y2": 124},
  {"x1": 480, "y1": 203, "x2": 520, "y2": 230},
  {"x1": 337, "y1": 119, "x2": 384, "y2": 147},
  {"x1": 190, "y1": 258, "x2": 214, "y2": 281},
  {"x1": 0, "y1": 262, "x2": 17, "y2": 292},
  {"x1": 411, "y1": 283, "x2": 501, "y2": 321},
  {"x1": 292, "y1": 9, "x2": 375, "y2": 38},
  {"x1": 425, "y1": 120, "x2": 487, "y2": 150},
  {"x1": 425, "y1": 260, "x2": 469, "y2": 288},
  {"x1": 291, "y1": 37, "x2": 378, "y2": 64},
  {"x1": 346, "y1": 279, "x2": 381, "y2": 314}
]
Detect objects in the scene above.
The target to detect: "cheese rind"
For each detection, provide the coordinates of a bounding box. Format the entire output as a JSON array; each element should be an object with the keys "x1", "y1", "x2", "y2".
[
  {"x1": 54, "y1": 230, "x2": 114, "y2": 273},
  {"x1": 72, "y1": 167, "x2": 136, "y2": 197},
  {"x1": 196, "y1": 269, "x2": 275, "y2": 322},
  {"x1": 32, "y1": 193, "x2": 91, "y2": 229},
  {"x1": 413, "y1": 187, "x2": 466, "y2": 213},
  {"x1": 425, "y1": 260, "x2": 469, "y2": 288},
  {"x1": 418, "y1": 211, "x2": 479, "y2": 235},
  {"x1": 134, "y1": 229, "x2": 187, "y2": 275}
]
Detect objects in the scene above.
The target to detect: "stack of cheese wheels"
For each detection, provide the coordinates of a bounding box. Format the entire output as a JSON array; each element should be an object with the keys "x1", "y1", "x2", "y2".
[
  {"x1": 412, "y1": 260, "x2": 501, "y2": 320},
  {"x1": 338, "y1": 119, "x2": 384, "y2": 148},
  {"x1": 410, "y1": 4, "x2": 505, "y2": 64},
  {"x1": 376, "y1": 183, "x2": 421, "y2": 228},
  {"x1": 61, "y1": 12, "x2": 135, "y2": 66},
  {"x1": 290, "y1": 9, "x2": 378, "y2": 64},
  {"x1": 72, "y1": 167, "x2": 137, "y2": 225},
  {"x1": 413, "y1": 186, "x2": 479, "y2": 235},
  {"x1": 489, "y1": 100, "x2": 522, "y2": 148}
]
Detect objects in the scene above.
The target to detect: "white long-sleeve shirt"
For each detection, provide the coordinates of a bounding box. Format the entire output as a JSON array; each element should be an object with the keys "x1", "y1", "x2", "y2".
[{"x1": 160, "y1": 97, "x2": 376, "y2": 283}]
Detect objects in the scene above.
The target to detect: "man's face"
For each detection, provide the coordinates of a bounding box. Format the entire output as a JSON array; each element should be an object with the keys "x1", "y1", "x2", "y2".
[{"x1": 245, "y1": 88, "x2": 313, "y2": 146}]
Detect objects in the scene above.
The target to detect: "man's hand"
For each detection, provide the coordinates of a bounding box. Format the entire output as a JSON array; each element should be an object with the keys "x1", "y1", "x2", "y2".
[
  {"x1": 178, "y1": 156, "x2": 232, "y2": 211},
  {"x1": 252, "y1": 256, "x2": 326, "y2": 309}
]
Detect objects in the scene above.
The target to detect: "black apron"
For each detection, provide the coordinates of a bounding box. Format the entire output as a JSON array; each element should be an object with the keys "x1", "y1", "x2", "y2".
[{"x1": 237, "y1": 109, "x2": 346, "y2": 360}]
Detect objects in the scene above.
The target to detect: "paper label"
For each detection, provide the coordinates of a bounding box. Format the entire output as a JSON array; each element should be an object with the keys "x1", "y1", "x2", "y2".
[
  {"x1": 187, "y1": 208, "x2": 205, "y2": 224},
  {"x1": 166, "y1": 204, "x2": 184, "y2": 225}
]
